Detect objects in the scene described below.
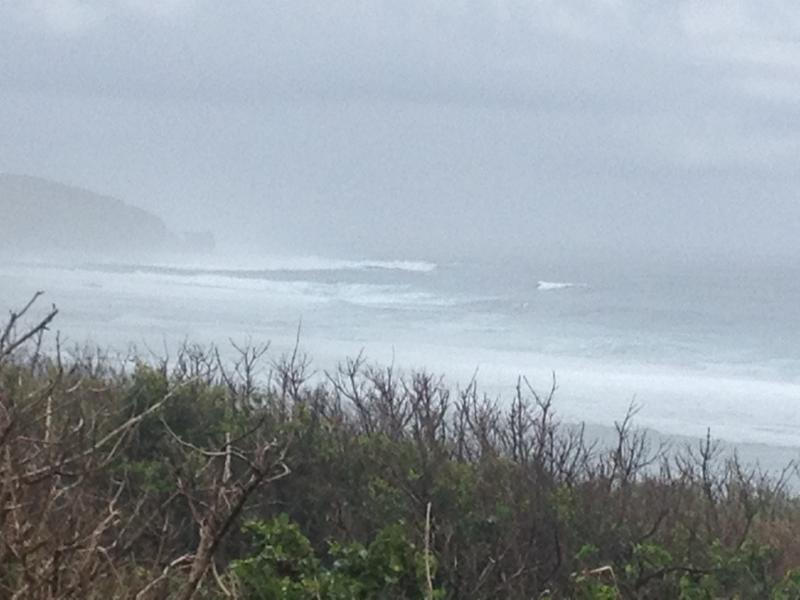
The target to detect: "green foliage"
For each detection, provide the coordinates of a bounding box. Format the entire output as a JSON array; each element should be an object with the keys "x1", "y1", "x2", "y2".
[
  {"x1": 575, "y1": 543, "x2": 601, "y2": 566},
  {"x1": 772, "y1": 568, "x2": 800, "y2": 600},
  {"x1": 4, "y1": 311, "x2": 800, "y2": 599},
  {"x1": 670, "y1": 539, "x2": 778, "y2": 599},
  {"x1": 570, "y1": 570, "x2": 619, "y2": 600},
  {"x1": 232, "y1": 515, "x2": 441, "y2": 599}
]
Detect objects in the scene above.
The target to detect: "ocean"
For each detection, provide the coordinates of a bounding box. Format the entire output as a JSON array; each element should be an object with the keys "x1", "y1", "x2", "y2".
[{"x1": 2, "y1": 254, "x2": 799, "y2": 466}]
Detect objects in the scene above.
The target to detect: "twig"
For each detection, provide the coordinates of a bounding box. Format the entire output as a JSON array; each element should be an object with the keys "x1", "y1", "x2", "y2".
[{"x1": 425, "y1": 501, "x2": 434, "y2": 599}]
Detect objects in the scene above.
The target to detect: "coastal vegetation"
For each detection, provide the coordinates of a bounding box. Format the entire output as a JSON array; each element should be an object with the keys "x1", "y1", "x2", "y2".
[{"x1": 2, "y1": 293, "x2": 800, "y2": 599}]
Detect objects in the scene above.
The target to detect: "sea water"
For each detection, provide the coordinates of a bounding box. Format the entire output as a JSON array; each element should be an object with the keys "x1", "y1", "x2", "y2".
[{"x1": 2, "y1": 255, "x2": 799, "y2": 465}]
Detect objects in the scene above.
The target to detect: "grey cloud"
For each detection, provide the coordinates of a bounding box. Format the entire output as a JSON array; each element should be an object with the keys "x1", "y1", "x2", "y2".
[{"x1": 2, "y1": 1, "x2": 800, "y2": 263}]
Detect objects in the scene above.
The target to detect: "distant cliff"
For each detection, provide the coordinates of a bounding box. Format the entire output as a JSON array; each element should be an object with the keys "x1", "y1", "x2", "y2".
[{"x1": 0, "y1": 174, "x2": 191, "y2": 259}]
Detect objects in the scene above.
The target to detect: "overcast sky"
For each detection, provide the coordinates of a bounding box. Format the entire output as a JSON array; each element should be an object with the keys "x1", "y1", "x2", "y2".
[{"x1": 2, "y1": 1, "x2": 800, "y2": 263}]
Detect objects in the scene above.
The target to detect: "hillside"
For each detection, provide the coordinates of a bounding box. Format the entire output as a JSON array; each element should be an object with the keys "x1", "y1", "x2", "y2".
[{"x1": 0, "y1": 174, "x2": 177, "y2": 258}]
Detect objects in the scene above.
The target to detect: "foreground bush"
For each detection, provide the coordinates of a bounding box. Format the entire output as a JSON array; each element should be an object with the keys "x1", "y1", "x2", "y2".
[
  {"x1": 232, "y1": 515, "x2": 441, "y2": 599},
  {"x1": 1, "y1": 294, "x2": 800, "y2": 599}
]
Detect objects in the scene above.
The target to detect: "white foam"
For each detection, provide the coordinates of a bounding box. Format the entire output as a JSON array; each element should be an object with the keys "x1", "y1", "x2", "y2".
[
  {"x1": 337, "y1": 285, "x2": 456, "y2": 309},
  {"x1": 348, "y1": 259, "x2": 437, "y2": 273},
  {"x1": 115, "y1": 255, "x2": 437, "y2": 274},
  {"x1": 537, "y1": 280, "x2": 585, "y2": 291},
  {"x1": 7, "y1": 264, "x2": 447, "y2": 312}
]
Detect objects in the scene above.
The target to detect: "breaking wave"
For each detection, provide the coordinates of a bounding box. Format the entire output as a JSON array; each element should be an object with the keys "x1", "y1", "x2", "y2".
[
  {"x1": 537, "y1": 281, "x2": 585, "y2": 291},
  {"x1": 84, "y1": 256, "x2": 437, "y2": 276}
]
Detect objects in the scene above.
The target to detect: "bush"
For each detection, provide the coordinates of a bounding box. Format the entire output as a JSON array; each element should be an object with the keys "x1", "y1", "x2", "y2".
[
  {"x1": 232, "y1": 515, "x2": 441, "y2": 599},
  {"x1": 2, "y1": 294, "x2": 800, "y2": 599}
]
